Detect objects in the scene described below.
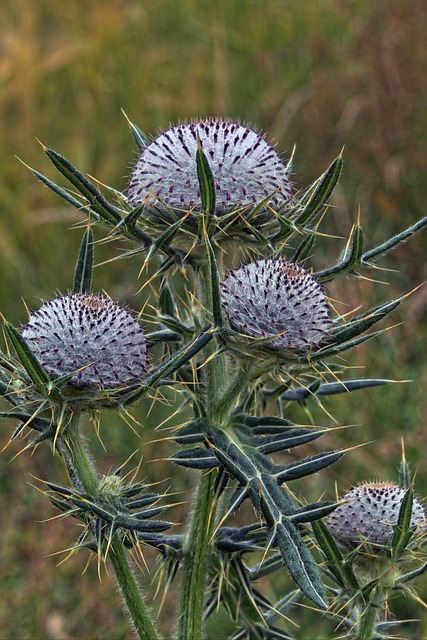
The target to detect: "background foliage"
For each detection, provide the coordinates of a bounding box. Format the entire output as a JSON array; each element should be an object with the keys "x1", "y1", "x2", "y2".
[{"x1": 0, "y1": 1, "x2": 426, "y2": 637}]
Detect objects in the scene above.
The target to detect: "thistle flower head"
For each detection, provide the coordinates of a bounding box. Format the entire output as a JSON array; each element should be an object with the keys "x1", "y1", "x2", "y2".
[
  {"x1": 127, "y1": 119, "x2": 292, "y2": 221},
  {"x1": 22, "y1": 293, "x2": 148, "y2": 389},
  {"x1": 220, "y1": 258, "x2": 330, "y2": 352},
  {"x1": 327, "y1": 482, "x2": 426, "y2": 547}
]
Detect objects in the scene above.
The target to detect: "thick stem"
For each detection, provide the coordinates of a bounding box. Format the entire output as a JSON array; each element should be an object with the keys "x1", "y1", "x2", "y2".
[
  {"x1": 177, "y1": 470, "x2": 216, "y2": 640},
  {"x1": 357, "y1": 603, "x2": 378, "y2": 640},
  {"x1": 177, "y1": 250, "x2": 226, "y2": 640},
  {"x1": 63, "y1": 408, "x2": 158, "y2": 640}
]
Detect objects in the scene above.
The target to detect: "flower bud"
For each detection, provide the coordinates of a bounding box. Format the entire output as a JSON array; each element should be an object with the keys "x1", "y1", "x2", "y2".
[
  {"x1": 22, "y1": 294, "x2": 148, "y2": 389},
  {"x1": 327, "y1": 482, "x2": 426, "y2": 547},
  {"x1": 221, "y1": 258, "x2": 330, "y2": 352},
  {"x1": 127, "y1": 119, "x2": 292, "y2": 222}
]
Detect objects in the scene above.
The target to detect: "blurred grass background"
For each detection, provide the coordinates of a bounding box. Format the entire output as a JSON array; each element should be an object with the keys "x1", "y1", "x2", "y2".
[{"x1": 0, "y1": 1, "x2": 426, "y2": 637}]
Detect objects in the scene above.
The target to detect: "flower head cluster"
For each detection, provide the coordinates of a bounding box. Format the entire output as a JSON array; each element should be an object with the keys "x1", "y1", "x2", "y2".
[
  {"x1": 127, "y1": 119, "x2": 292, "y2": 221},
  {"x1": 22, "y1": 293, "x2": 148, "y2": 389},
  {"x1": 221, "y1": 258, "x2": 330, "y2": 352},
  {"x1": 327, "y1": 482, "x2": 426, "y2": 547}
]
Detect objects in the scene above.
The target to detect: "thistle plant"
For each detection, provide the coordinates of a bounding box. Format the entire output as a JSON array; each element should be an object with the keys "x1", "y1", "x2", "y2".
[
  {"x1": 1, "y1": 117, "x2": 427, "y2": 639},
  {"x1": 313, "y1": 454, "x2": 427, "y2": 639}
]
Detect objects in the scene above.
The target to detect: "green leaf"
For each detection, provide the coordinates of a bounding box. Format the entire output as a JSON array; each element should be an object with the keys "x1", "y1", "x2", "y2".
[
  {"x1": 275, "y1": 450, "x2": 344, "y2": 483},
  {"x1": 170, "y1": 448, "x2": 219, "y2": 469},
  {"x1": 251, "y1": 427, "x2": 328, "y2": 455},
  {"x1": 311, "y1": 327, "x2": 387, "y2": 360},
  {"x1": 391, "y1": 488, "x2": 414, "y2": 557},
  {"x1": 362, "y1": 214, "x2": 427, "y2": 263},
  {"x1": 295, "y1": 154, "x2": 343, "y2": 228},
  {"x1": 205, "y1": 237, "x2": 223, "y2": 327},
  {"x1": 276, "y1": 520, "x2": 328, "y2": 609},
  {"x1": 196, "y1": 137, "x2": 216, "y2": 218},
  {"x1": 291, "y1": 233, "x2": 316, "y2": 263},
  {"x1": 312, "y1": 519, "x2": 359, "y2": 590},
  {"x1": 316, "y1": 221, "x2": 364, "y2": 282},
  {"x1": 44, "y1": 147, "x2": 122, "y2": 225},
  {"x1": 32, "y1": 168, "x2": 99, "y2": 220},
  {"x1": 121, "y1": 327, "x2": 213, "y2": 404},
  {"x1": 127, "y1": 119, "x2": 150, "y2": 152},
  {"x1": 399, "y1": 455, "x2": 412, "y2": 491},
  {"x1": 328, "y1": 297, "x2": 402, "y2": 344},
  {"x1": 73, "y1": 227, "x2": 94, "y2": 293},
  {"x1": 395, "y1": 561, "x2": 427, "y2": 586},
  {"x1": 290, "y1": 501, "x2": 337, "y2": 524},
  {"x1": 204, "y1": 426, "x2": 333, "y2": 606},
  {"x1": 279, "y1": 378, "x2": 395, "y2": 401},
  {"x1": 3, "y1": 322, "x2": 51, "y2": 393}
]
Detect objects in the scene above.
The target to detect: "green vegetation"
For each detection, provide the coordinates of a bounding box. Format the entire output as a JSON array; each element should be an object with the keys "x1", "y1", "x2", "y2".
[{"x1": 0, "y1": 1, "x2": 426, "y2": 638}]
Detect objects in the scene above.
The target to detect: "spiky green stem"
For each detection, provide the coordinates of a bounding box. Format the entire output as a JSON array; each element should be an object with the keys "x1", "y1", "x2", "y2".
[
  {"x1": 63, "y1": 408, "x2": 158, "y2": 640},
  {"x1": 177, "y1": 248, "x2": 227, "y2": 640},
  {"x1": 177, "y1": 469, "x2": 217, "y2": 639},
  {"x1": 357, "y1": 603, "x2": 377, "y2": 640},
  {"x1": 109, "y1": 536, "x2": 159, "y2": 640}
]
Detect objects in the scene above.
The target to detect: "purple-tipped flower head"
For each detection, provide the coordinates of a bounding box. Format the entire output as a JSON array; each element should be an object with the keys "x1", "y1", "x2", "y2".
[
  {"x1": 327, "y1": 482, "x2": 426, "y2": 547},
  {"x1": 22, "y1": 294, "x2": 148, "y2": 389},
  {"x1": 221, "y1": 258, "x2": 330, "y2": 352},
  {"x1": 128, "y1": 119, "x2": 292, "y2": 221}
]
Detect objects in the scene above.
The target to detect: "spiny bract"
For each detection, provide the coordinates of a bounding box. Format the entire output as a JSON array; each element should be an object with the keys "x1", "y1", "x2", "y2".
[
  {"x1": 127, "y1": 119, "x2": 292, "y2": 220},
  {"x1": 327, "y1": 482, "x2": 426, "y2": 547},
  {"x1": 221, "y1": 258, "x2": 331, "y2": 352},
  {"x1": 22, "y1": 293, "x2": 148, "y2": 388}
]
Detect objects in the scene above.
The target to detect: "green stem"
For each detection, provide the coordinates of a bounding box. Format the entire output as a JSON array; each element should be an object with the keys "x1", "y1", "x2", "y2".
[
  {"x1": 63, "y1": 408, "x2": 158, "y2": 640},
  {"x1": 109, "y1": 536, "x2": 159, "y2": 640},
  {"x1": 357, "y1": 603, "x2": 378, "y2": 640},
  {"x1": 177, "y1": 248, "x2": 226, "y2": 640},
  {"x1": 177, "y1": 470, "x2": 216, "y2": 640}
]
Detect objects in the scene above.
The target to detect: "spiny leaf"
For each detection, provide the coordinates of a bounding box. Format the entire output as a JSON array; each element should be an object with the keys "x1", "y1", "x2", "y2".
[
  {"x1": 44, "y1": 147, "x2": 122, "y2": 225},
  {"x1": 252, "y1": 427, "x2": 328, "y2": 455},
  {"x1": 170, "y1": 447, "x2": 219, "y2": 469},
  {"x1": 291, "y1": 233, "x2": 316, "y2": 263},
  {"x1": 317, "y1": 222, "x2": 364, "y2": 282},
  {"x1": 290, "y1": 501, "x2": 337, "y2": 524},
  {"x1": 327, "y1": 296, "x2": 402, "y2": 344},
  {"x1": 275, "y1": 450, "x2": 344, "y2": 483},
  {"x1": 3, "y1": 322, "x2": 51, "y2": 393},
  {"x1": 362, "y1": 214, "x2": 427, "y2": 263},
  {"x1": 32, "y1": 168, "x2": 99, "y2": 220},
  {"x1": 127, "y1": 119, "x2": 150, "y2": 152},
  {"x1": 196, "y1": 138, "x2": 216, "y2": 218},
  {"x1": 121, "y1": 327, "x2": 213, "y2": 404},
  {"x1": 395, "y1": 561, "x2": 427, "y2": 586},
  {"x1": 312, "y1": 519, "x2": 359, "y2": 590},
  {"x1": 311, "y1": 327, "x2": 388, "y2": 360},
  {"x1": 278, "y1": 378, "x2": 395, "y2": 401},
  {"x1": 391, "y1": 488, "x2": 414, "y2": 557},
  {"x1": 275, "y1": 520, "x2": 328, "y2": 609},
  {"x1": 295, "y1": 154, "x2": 343, "y2": 228},
  {"x1": 73, "y1": 226, "x2": 93, "y2": 294},
  {"x1": 205, "y1": 237, "x2": 223, "y2": 328}
]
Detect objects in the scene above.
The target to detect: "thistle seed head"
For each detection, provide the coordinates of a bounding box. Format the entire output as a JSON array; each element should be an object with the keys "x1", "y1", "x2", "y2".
[
  {"x1": 327, "y1": 482, "x2": 426, "y2": 547},
  {"x1": 221, "y1": 258, "x2": 330, "y2": 352},
  {"x1": 22, "y1": 294, "x2": 148, "y2": 389},
  {"x1": 127, "y1": 119, "x2": 292, "y2": 221}
]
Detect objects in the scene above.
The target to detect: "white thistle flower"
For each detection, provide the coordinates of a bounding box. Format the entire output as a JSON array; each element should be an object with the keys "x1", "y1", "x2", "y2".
[
  {"x1": 327, "y1": 482, "x2": 426, "y2": 547},
  {"x1": 22, "y1": 294, "x2": 148, "y2": 389},
  {"x1": 220, "y1": 258, "x2": 330, "y2": 352},
  {"x1": 127, "y1": 119, "x2": 292, "y2": 221}
]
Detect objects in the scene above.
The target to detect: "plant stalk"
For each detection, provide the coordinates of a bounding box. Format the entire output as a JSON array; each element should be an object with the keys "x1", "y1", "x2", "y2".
[
  {"x1": 63, "y1": 407, "x2": 158, "y2": 640},
  {"x1": 177, "y1": 245, "x2": 227, "y2": 639},
  {"x1": 177, "y1": 469, "x2": 216, "y2": 640}
]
